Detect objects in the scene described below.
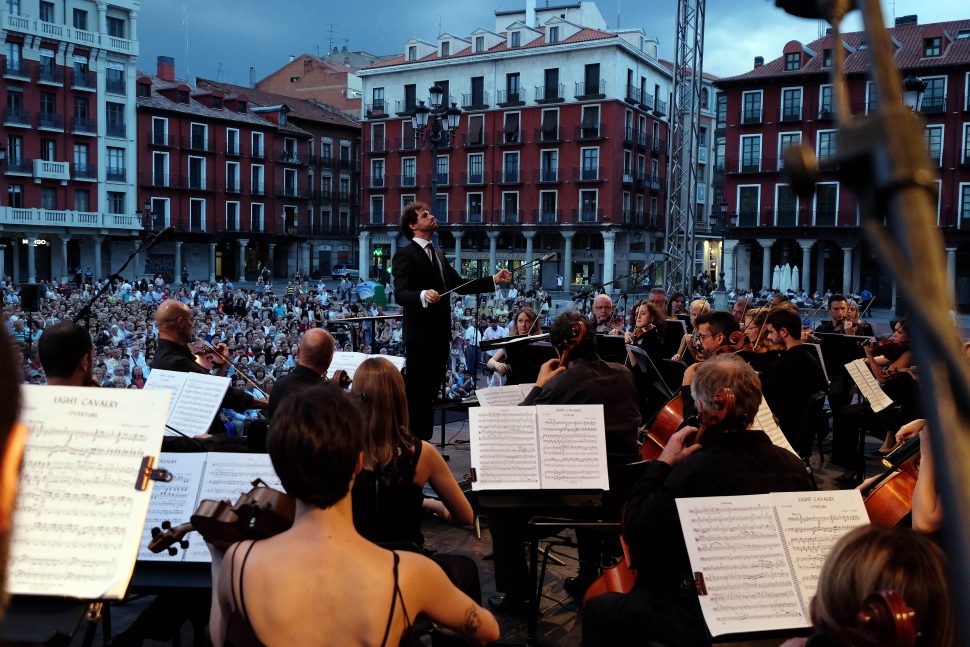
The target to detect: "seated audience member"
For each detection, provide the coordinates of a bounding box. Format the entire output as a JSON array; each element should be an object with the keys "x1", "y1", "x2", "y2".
[
  {"x1": 211, "y1": 385, "x2": 499, "y2": 646},
  {"x1": 780, "y1": 525, "x2": 954, "y2": 647},
  {"x1": 584, "y1": 355, "x2": 814, "y2": 647}
]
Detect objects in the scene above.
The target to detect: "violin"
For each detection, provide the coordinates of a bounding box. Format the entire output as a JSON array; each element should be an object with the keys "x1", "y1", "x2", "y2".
[
  {"x1": 629, "y1": 323, "x2": 656, "y2": 342},
  {"x1": 149, "y1": 479, "x2": 295, "y2": 554},
  {"x1": 192, "y1": 340, "x2": 229, "y2": 373}
]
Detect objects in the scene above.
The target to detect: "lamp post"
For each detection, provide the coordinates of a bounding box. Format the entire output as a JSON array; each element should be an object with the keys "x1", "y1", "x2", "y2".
[
  {"x1": 411, "y1": 84, "x2": 461, "y2": 228},
  {"x1": 901, "y1": 75, "x2": 927, "y2": 111},
  {"x1": 712, "y1": 202, "x2": 734, "y2": 310}
]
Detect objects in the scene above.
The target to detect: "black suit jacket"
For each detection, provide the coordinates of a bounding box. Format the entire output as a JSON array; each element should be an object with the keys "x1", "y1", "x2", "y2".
[{"x1": 392, "y1": 240, "x2": 495, "y2": 345}]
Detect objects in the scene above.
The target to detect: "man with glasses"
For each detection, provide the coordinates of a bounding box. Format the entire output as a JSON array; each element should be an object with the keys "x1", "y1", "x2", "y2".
[
  {"x1": 647, "y1": 288, "x2": 667, "y2": 315},
  {"x1": 681, "y1": 311, "x2": 740, "y2": 386}
]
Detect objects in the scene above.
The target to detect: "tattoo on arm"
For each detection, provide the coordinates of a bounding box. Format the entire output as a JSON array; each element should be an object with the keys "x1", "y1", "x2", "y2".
[{"x1": 461, "y1": 605, "x2": 482, "y2": 635}]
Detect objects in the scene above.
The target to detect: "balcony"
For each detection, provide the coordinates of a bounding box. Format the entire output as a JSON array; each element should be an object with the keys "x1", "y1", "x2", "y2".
[
  {"x1": 461, "y1": 133, "x2": 488, "y2": 148},
  {"x1": 494, "y1": 130, "x2": 522, "y2": 146},
  {"x1": 622, "y1": 171, "x2": 636, "y2": 185},
  {"x1": 369, "y1": 138, "x2": 387, "y2": 154},
  {"x1": 35, "y1": 66, "x2": 63, "y2": 85},
  {"x1": 535, "y1": 84, "x2": 565, "y2": 103},
  {"x1": 339, "y1": 190, "x2": 352, "y2": 202},
  {"x1": 317, "y1": 155, "x2": 334, "y2": 169},
  {"x1": 648, "y1": 175, "x2": 664, "y2": 192},
  {"x1": 461, "y1": 91, "x2": 490, "y2": 110},
  {"x1": 105, "y1": 167, "x2": 126, "y2": 182},
  {"x1": 496, "y1": 90, "x2": 524, "y2": 106},
  {"x1": 5, "y1": 158, "x2": 32, "y2": 174},
  {"x1": 394, "y1": 100, "x2": 417, "y2": 115},
  {"x1": 72, "y1": 117, "x2": 96, "y2": 134},
  {"x1": 535, "y1": 168, "x2": 559, "y2": 184},
  {"x1": 251, "y1": 182, "x2": 265, "y2": 196},
  {"x1": 536, "y1": 126, "x2": 560, "y2": 143},
  {"x1": 37, "y1": 113, "x2": 64, "y2": 130},
  {"x1": 396, "y1": 174, "x2": 418, "y2": 189},
  {"x1": 179, "y1": 176, "x2": 209, "y2": 191},
  {"x1": 226, "y1": 142, "x2": 241, "y2": 157},
  {"x1": 576, "y1": 123, "x2": 605, "y2": 140},
  {"x1": 73, "y1": 163, "x2": 97, "y2": 180},
  {"x1": 780, "y1": 107, "x2": 802, "y2": 122},
  {"x1": 369, "y1": 176, "x2": 385, "y2": 189},
  {"x1": 573, "y1": 208, "x2": 603, "y2": 223},
  {"x1": 139, "y1": 172, "x2": 170, "y2": 187},
  {"x1": 0, "y1": 206, "x2": 140, "y2": 230},
  {"x1": 740, "y1": 109, "x2": 763, "y2": 124},
  {"x1": 3, "y1": 109, "x2": 31, "y2": 127},
  {"x1": 365, "y1": 101, "x2": 388, "y2": 118},
  {"x1": 224, "y1": 180, "x2": 241, "y2": 194},
  {"x1": 395, "y1": 136, "x2": 417, "y2": 152},
  {"x1": 575, "y1": 166, "x2": 603, "y2": 182},
  {"x1": 625, "y1": 84, "x2": 641, "y2": 104},
  {"x1": 33, "y1": 160, "x2": 70, "y2": 182},
  {"x1": 3, "y1": 13, "x2": 138, "y2": 55},
  {"x1": 106, "y1": 77, "x2": 126, "y2": 95},
  {"x1": 2, "y1": 58, "x2": 29, "y2": 79},
  {"x1": 251, "y1": 145, "x2": 265, "y2": 160},
  {"x1": 920, "y1": 96, "x2": 945, "y2": 114},
  {"x1": 105, "y1": 122, "x2": 126, "y2": 138},
  {"x1": 818, "y1": 105, "x2": 834, "y2": 120},
  {"x1": 534, "y1": 209, "x2": 560, "y2": 224},
  {"x1": 498, "y1": 168, "x2": 521, "y2": 185},
  {"x1": 460, "y1": 209, "x2": 485, "y2": 224},
  {"x1": 653, "y1": 99, "x2": 667, "y2": 116},
  {"x1": 698, "y1": 146, "x2": 709, "y2": 163},
  {"x1": 72, "y1": 71, "x2": 96, "y2": 90},
  {"x1": 427, "y1": 171, "x2": 450, "y2": 187},
  {"x1": 277, "y1": 186, "x2": 306, "y2": 200},
  {"x1": 642, "y1": 93, "x2": 655, "y2": 110},
  {"x1": 624, "y1": 126, "x2": 636, "y2": 144},
  {"x1": 277, "y1": 149, "x2": 301, "y2": 164},
  {"x1": 461, "y1": 171, "x2": 487, "y2": 186},
  {"x1": 575, "y1": 80, "x2": 606, "y2": 99},
  {"x1": 651, "y1": 138, "x2": 666, "y2": 155},
  {"x1": 501, "y1": 210, "x2": 520, "y2": 224}
]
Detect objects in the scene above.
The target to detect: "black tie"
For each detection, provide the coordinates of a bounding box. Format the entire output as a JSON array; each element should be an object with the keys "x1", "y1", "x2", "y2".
[{"x1": 428, "y1": 243, "x2": 445, "y2": 288}]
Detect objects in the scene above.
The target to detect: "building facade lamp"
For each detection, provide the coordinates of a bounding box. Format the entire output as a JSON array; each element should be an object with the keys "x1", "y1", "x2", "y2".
[
  {"x1": 428, "y1": 83, "x2": 444, "y2": 110},
  {"x1": 410, "y1": 101, "x2": 430, "y2": 130},
  {"x1": 901, "y1": 75, "x2": 926, "y2": 111},
  {"x1": 446, "y1": 103, "x2": 461, "y2": 130}
]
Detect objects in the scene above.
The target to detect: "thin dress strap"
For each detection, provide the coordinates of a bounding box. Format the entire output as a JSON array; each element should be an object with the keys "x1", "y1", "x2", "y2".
[
  {"x1": 231, "y1": 540, "x2": 259, "y2": 623},
  {"x1": 380, "y1": 551, "x2": 412, "y2": 647}
]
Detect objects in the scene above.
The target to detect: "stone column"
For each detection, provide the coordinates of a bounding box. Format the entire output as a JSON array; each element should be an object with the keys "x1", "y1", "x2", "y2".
[
  {"x1": 128, "y1": 7, "x2": 138, "y2": 40},
  {"x1": 26, "y1": 236, "x2": 36, "y2": 284},
  {"x1": 487, "y1": 231, "x2": 499, "y2": 273},
  {"x1": 389, "y1": 236, "x2": 398, "y2": 262},
  {"x1": 816, "y1": 245, "x2": 826, "y2": 295},
  {"x1": 523, "y1": 230, "x2": 536, "y2": 287},
  {"x1": 0, "y1": 244, "x2": 6, "y2": 281},
  {"x1": 174, "y1": 241, "x2": 183, "y2": 282},
  {"x1": 841, "y1": 245, "x2": 853, "y2": 296},
  {"x1": 267, "y1": 243, "x2": 276, "y2": 279},
  {"x1": 757, "y1": 238, "x2": 775, "y2": 291},
  {"x1": 723, "y1": 239, "x2": 739, "y2": 291},
  {"x1": 132, "y1": 239, "x2": 142, "y2": 280},
  {"x1": 358, "y1": 231, "x2": 371, "y2": 282},
  {"x1": 562, "y1": 230, "x2": 575, "y2": 288},
  {"x1": 797, "y1": 239, "x2": 814, "y2": 292},
  {"x1": 237, "y1": 239, "x2": 249, "y2": 282},
  {"x1": 11, "y1": 241, "x2": 20, "y2": 284},
  {"x1": 946, "y1": 247, "x2": 957, "y2": 305},
  {"x1": 91, "y1": 235, "x2": 103, "y2": 281},
  {"x1": 602, "y1": 230, "x2": 616, "y2": 290},
  {"x1": 59, "y1": 235, "x2": 70, "y2": 284},
  {"x1": 302, "y1": 243, "x2": 312, "y2": 275},
  {"x1": 209, "y1": 243, "x2": 216, "y2": 282},
  {"x1": 96, "y1": 0, "x2": 108, "y2": 33},
  {"x1": 453, "y1": 231, "x2": 464, "y2": 270}
]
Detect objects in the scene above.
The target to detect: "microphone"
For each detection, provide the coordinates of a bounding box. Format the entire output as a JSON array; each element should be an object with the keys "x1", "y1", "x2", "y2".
[
  {"x1": 537, "y1": 252, "x2": 558, "y2": 262},
  {"x1": 143, "y1": 227, "x2": 175, "y2": 252}
]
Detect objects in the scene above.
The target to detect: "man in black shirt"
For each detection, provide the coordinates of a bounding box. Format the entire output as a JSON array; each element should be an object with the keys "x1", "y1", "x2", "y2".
[{"x1": 267, "y1": 328, "x2": 337, "y2": 418}]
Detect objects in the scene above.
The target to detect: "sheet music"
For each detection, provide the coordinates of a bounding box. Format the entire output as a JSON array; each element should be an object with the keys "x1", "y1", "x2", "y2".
[
  {"x1": 10, "y1": 386, "x2": 168, "y2": 599},
  {"x1": 137, "y1": 453, "x2": 206, "y2": 562},
  {"x1": 771, "y1": 490, "x2": 868, "y2": 603},
  {"x1": 325, "y1": 351, "x2": 405, "y2": 381},
  {"x1": 475, "y1": 383, "x2": 536, "y2": 407},
  {"x1": 805, "y1": 343, "x2": 829, "y2": 384},
  {"x1": 536, "y1": 405, "x2": 609, "y2": 489},
  {"x1": 755, "y1": 398, "x2": 798, "y2": 457},
  {"x1": 468, "y1": 407, "x2": 540, "y2": 490},
  {"x1": 844, "y1": 359, "x2": 893, "y2": 412},
  {"x1": 144, "y1": 369, "x2": 231, "y2": 436}
]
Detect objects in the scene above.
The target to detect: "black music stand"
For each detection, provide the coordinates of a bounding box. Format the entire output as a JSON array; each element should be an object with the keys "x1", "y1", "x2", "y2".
[
  {"x1": 496, "y1": 338, "x2": 557, "y2": 386},
  {"x1": 0, "y1": 596, "x2": 98, "y2": 647}
]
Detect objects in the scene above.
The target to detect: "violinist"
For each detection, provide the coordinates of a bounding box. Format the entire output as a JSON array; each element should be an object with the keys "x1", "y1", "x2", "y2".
[
  {"x1": 814, "y1": 293, "x2": 850, "y2": 335},
  {"x1": 667, "y1": 292, "x2": 687, "y2": 317},
  {"x1": 486, "y1": 307, "x2": 542, "y2": 378},
  {"x1": 266, "y1": 328, "x2": 338, "y2": 419},
  {"x1": 211, "y1": 385, "x2": 500, "y2": 646},
  {"x1": 862, "y1": 320, "x2": 912, "y2": 384},
  {"x1": 625, "y1": 301, "x2": 666, "y2": 368},
  {"x1": 814, "y1": 295, "x2": 855, "y2": 473},
  {"x1": 584, "y1": 355, "x2": 813, "y2": 647},
  {"x1": 671, "y1": 299, "x2": 711, "y2": 364},
  {"x1": 762, "y1": 308, "x2": 829, "y2": 449},
  {"x1": 592, "y1": 294, "x2": 623, "y2": 335},
  {"x1": 37, "y1": 322, "x2": 98, "y2": 387},
  {"x1": 844, "y1": 298, "x2": 874, "y2": 337},
  {"x1": 681, "y1": 310, "x2": 740, "y2": 386}
]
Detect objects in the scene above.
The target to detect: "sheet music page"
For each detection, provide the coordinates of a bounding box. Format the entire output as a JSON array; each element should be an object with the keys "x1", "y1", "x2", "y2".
[
  {"x1": 143, "y1": 369, "x2": 187, "y2": 433},
  {"x1": 536, "y1": 405, "x2": 609, "y2": 490},
  {"x1": 755, "y1": 398, "x2": 798, "y2": 457},
  {"x1": 771, "y1": 490, "x2": 869, "y2": 604},
  {"x1": 806, "y1": 343, "x2": 829, "y2": 384},
  {"x1": 518, "y1": 383, "x2": 537, "y2": 399},
  {"x1": 676, "y1": 494, "x2": 808, "y2": 637},
  {"x1": 144, "y1": 369, "x2": 230, "y2": 436},
  {"x1": 476, "y1": 384, "x2": 530, "y2": 407},
  {"x1": 137, "y1": 453, "x2": 207, "y2": 562},
  {"x1": 468, "y1": 407, "x2": 540, "y2": 490},
  {"x1": 844, "y1": 359, "x2": 893, "y2": 412},
  {"x1": 326, "y1": 351, "x2": 404, "y2": 381},
  {"x1": 10, "y1": 386, "x2": 169, "y2": 599}
]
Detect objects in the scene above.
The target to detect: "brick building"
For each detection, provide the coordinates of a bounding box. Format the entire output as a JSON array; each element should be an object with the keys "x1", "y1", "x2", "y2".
[
  {"x1": 255, "y1": 53, "x2": 375, "y2": 116},
  {"x1": 715, "y1": 15, "x2": 970, "y2": 308},
  {"x1": 357, "y1": 1, "x2": 671, "y2": 290},
  {"x1": 0, "y1": 0, "x2": 141, "y2": 284}
]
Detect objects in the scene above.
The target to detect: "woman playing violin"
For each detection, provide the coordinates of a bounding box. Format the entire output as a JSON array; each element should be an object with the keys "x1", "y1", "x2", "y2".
[
  {"x1": 485, "y1": 307, "x2": 542, "y2": 379},
  {"x1": 844, "y1": 298, "x2": 874, "y2": 337},
  {"x1": 671, "y1": 299, "x2": 711, "y2": 364},
  {"x1": 624, "y1": 301, "x2": 666, "y2": 368},
  {"x1": 211, "y1": 385, "x2": 499, "y2": 647},
  {"x1": 863, "y1": 320, "x2": 912, "y2": 385}
]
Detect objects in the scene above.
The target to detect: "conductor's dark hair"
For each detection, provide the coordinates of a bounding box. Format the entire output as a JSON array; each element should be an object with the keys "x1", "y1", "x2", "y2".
[
  {"x1": 38, "y1": 322, "x2": 92, "y2": 378},
  {"x1": 268, "y1": 384, "x2": 364, "y2": 509},
  {"x1": 549, "y1": 311, "x2": 597, "y2": 360},
  {"x1": 766, "y1": 307, "x2": 801, "y2": 339},
  {"x1": 695, "y1": 310, "x2": 740, "y2": 337},
  {"x1": 400, "y1": 201, "x2": 429, "y2": 240},
  {"x1": 0, "y1": 330, "x2": 21, "y2": 455}
]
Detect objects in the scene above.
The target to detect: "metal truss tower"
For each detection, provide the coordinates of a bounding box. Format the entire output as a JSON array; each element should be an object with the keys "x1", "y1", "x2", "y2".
[{"x1": 663, "y1": 0, "x2": 706, "y2": 293}]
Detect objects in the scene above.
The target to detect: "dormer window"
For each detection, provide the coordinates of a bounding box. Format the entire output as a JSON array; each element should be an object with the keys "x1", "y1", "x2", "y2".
[
  {"x1": 177, "y1": 90, "x2": 190, "y2": 104},
  {"x1": 923, "y1": 36, "x2": 942, "y2": 57},
  {"x1": 511, "y1": 31, "x2": 521, "y2": 47},
  {"x1": 822, "y1": 48, "x2": 832, "y2": 68},
  {"x1": 475, "y1": 36, "x2": 484, "y2": 52},
  {"x1": 440, "y1": 41, "x2": 450, "y2": 56},
  {"x1": 957, "y1": 29, "x2": 970, "y2": 40},
  {"x1": 213, "y1": 96, "x2": 223, "y2": 109},
  {"x1": 237, "y1": 100, "x2": 247, "y2": 113},
  {"x1": 407, "y1": 45, "x2": 417, "y2": 61},
  {"x1": 784, "y1": 52, "x2": 800, "y2": 71},
  {"x1": 549, "y1": 26, "x2": 560, "y2": 43},
  {"x1": 136, "y1": 83, "x2": 150, "y2": 98}
]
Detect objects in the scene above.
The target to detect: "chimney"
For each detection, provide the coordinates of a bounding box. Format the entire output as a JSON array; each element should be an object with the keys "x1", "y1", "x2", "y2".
[
  {"x1": 289, "y1": 54, "x2": 295, "y2": 62},
  {"x1": 157, "y1": 55, "x2": 175, "y2": 82},
  {"x1": 249, "y1": 66, "x2": 256, "y2": 88},
  {"x1": 526, "y1": 0, "x2": 536, "y2": 28},
  {"x1": 895, "y1": 14, "x2": 918, "y2": 26},
  {"x1": 754, "y1": 56, "x2": 764, "y2": 68},
  {"x1": 341, "y1": 45, "x2": 348, "y2": 52},
  {"x1": 332, "y1": 46, "x2": 338, "y2": 53}
]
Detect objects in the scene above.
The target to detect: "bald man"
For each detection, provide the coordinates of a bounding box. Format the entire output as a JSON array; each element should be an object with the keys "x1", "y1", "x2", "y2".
[
  {"x1": 267, "y1": 328, "x2": 337, "y2": 418},
  {"x1": 152, "y1": 300, "x2": 265, "y2": 431},
  {"x1": 592, "y1": 294, "x2": 622, "y2": 334}
]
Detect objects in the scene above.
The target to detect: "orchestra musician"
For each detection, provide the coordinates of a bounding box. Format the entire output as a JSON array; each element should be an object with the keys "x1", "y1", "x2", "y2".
[
  {"x1": 844, "y1": 298, "x2": 874, "y2": 337},
  {"x1": 624, "y1": 300, "x2": 666, "y2": 368},
  {"x1": 671, "y1": 299, "x2": 711, "y2": 364},
  {"x1": 37, "y1": 322, "x2": 97, "y2": 387},
  {"x1": 267, "y1": 328, "x2": 338, "y2": 419},
  {"x1": 485, "y1": 307, "x2": 542, "y2": 379},
  {"x1": 210, "y1": 385, "x2": 499, "y2": 646},
  {"x1": 391, "y1": 201, "x2": 512, "y2": 441},
  {"x1": 814, "y1": 294, "x2": 855, "y2": 478},
  {"x1": 681, "y1": 311, "x2": 741, "y2": 386},
  {"x1": 591, "y1": 294, "x2": 623, "y2": 335},
  {"x1": 583, "y1": 355, "x2": 814, "y2": 646},
  {"x1": 0, "y1": 332, "x2": 29, "y2": 614}
]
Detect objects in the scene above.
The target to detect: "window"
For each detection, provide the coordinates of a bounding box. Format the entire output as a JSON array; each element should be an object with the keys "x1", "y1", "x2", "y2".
[
  {"x1": 819, "y1": 84, "x2": 833, "y2": 118},
  {"x1": 434, "y1": 194, "x2": 448, "y2": 221},
  {"x1": 190, "y1": 123, "x2": 208, "y2": 150},
  {"x1": 190, "y1": 198, "x2": 206, "y2": 231},
  {"x1": 7, "y1": 185, "x2": 22, "y2": 208},
  {"x1": 814, "y1": 183, "x2": 838, "y2": 226},
  {"x1": 251, "y1": 203, "x2": 264, "y2": 232},
  {"x1": 107, "y1": 16, "x2": 125, "y2": 38},
  {"x1": 7, "y1": 135, "x2": 22, "y2": 167},
  {"x1": 151, "y1": 117, "x2": 168, "y2": 146},
  {"x1": 502, "y1": 151, "x2": 519, "y2": 183},
  {"x1": 435, "y1": 155, "x2": 449, "y2": 184},
  {"x1": 540, "y1": 109, "x2": 559, "y2": 141},
  {"x1": 580, "y1": 148, "x2": 599, "y2": 180},
  {"x1": 540, "y1": 150, "x2": 558, "y2": 182},
  {"x1": 226, "y1": 161, "x2": 240, "y2": 192},
  {"x1": 961, "y1": 184, "x2": 970, "y2": 227},
  {"x1": 251, "y1": 165, "x2": 264, "y2": 194},
  {"x1": 320, "y1": 139, "x2": 332, "y2": 163},
  {"x1": 283, "y1": 137, "x2": 297, "y2": 162},
  {"x1": 924, "y1": 125, "x2": 943, "y2": 166},
  {"x1": 922, "y1": 77, "x2": 946, "y2": 113},
  {"x1": 822, "y1": 48, "x2": 832, "y2": 68},
  {"x1": 775, "y1": 184, "x2": 798, "y2": 226},
  {"x1": 470, "y1": 76, "x2": 485, "y2": 106},
  {"x1": 583, "y1": 63, "x2": 600, "y2": 95},
  {"x1": 467, "y1": 153, "x2": 484, "y2": 183},
  {"x1": 865, "y1": 81, "x2": 878, "y2": 114},
  {"x1": 543, "y1": 68, "x2": 560, "y2": 100},
  {"x1": 371, "y1": 123, "x2": 385, "y2": 152},
  {"x1": 539, "y1": 191, "x2": 557, "y2": 222},
  {"x1": 226, "y1": 128, "x2": 239, "y2": 155},
  {"x1": 741, "y1": 91, "x2": 762, "y2": 123},
  {"x1": 737, "y1": 185, "x2": 760, "y2": 226},
  {"x1": 6, "y1": 0, "x2": 19, "y2": 15},
  {"x1": 372, "y1": 87, "x2": 384, "y2": 112},
  {"x1": 75, "y1": 189, "x2": 90, "y2": 212},
  {"x1": 778, "y1": 132, "x2": 802, "y2": 168},
  {"x1": 817, "y1": 130, "x2": 837, "y2": 162},
  {"x1": 106, "y1": 65, "x2": 125, "y2": 95},
  {"x1": 503, "y1": 192, "x2": 519, "y2": 222},
  {"x1": 923, "y1": 37, "x2": 942, "y2": 57},
  {"x1": 511, "y1": 31, "x2": 521, "y2": 47},
  {"x1": 370, "y1": 195, "x2": 384, "y2": 224},
  {"x1": 549, "y1": 25, "x2": 560, "y2": 43},
  {"x1": 433, "y1": 80, "x2": 449, "y2": 106},
  {"x1": 39, "y1": 1, "x2": 53, "y2": 22},
  {"x1": 226, "y1": 202, "x2": 239, "y2": 231},
  {"x1": 580, "y1": 105, "x2": 600, "y2": 138},
  {"x1": 467, "y1": 114, "x2": 484, "y2": 145},
  {"x1": 401, "y1": 157, "x2": 416, "y2": 187},
  {"x1": 466, "y1": 194, "x2": 483, "y2": 222},
  {"x1": 152, "y1": 151, "x2": 168, "y2": 186},
  {"x1": 73, "y1": 96, "x2": 89, "y2": 125},
  {"x1": 188, "y1": 157, "x2": 205, "y2": 190},
  {"x1": 41, "y1": 187, "x2": 56, "y2": 210},
  {"x1": 407, "y1": 45, "x2": 417, "y2": 61},
  {"x1": 440, "y1": 41, "x2": 450, "y2": 57},
  {"x1": 39, "y1": 92, "x2": 57, "y2": 126},
  {"x1": 370, "y1": 159, "x2": 384, "y2": 188},
  {"x1": 72, "y1": 8, "x2": 87, "y2": 30},
  {"x1": 502, "y1": 112, "x2": 520, "y2": 143},
  {"x1": 106, "y1": 102, "x2": 125, "y2": 137},
  {"x1": 784, "y1": 52, "x2": 800, "y2": 71},
  {"x1": 781, "y1": 87, "x2": 802, "y2": 121},
  {"x1": 5, "y1": 42, "x2": 21, "y2": 73},
  {"x1": 6, "y1": 88, "x2": 22, "y2": 117},
  {"x1": 403, "y1": 84, "x2": 416, "y2": 113},
  {"x1": 701, "y1": 87, "x2": 709, "y2": 109},
  {"x1": 963, "y1": 124, "x2": 970, "y2": 165},
  {"x1": 252, "y1": 132, "x2": 265, "y2": 158},
  {"x1": 74, "y1": 143, "x2": 90, "y2": 176},
  {"x1": 283, "y1": 168, "x2": 297, "y2": 196},
  {"x1": 107, "y1": 147, "x2": 125, "y2": 181},
  {"x1": 40, "y1": 138, "x2": 54, "y2": 162},
  {"x1": 506, "y1": 73, "x2": 520, "y2": 102},
  {"x1": 740, "y1": 135, "x2": 761, "y2": 172},
  {"x1": 107, "y1": 191, "x2": 125, "y2": 215},
  {"x1": 475, "y1": 36, "x2": 485, "y2": 52},
  {"x1": 579, "y1": 190, "x2": 598, "y2": 221}
]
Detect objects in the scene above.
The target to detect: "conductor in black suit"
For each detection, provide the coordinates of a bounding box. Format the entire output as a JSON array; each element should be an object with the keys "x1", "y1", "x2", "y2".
[{"x1": 392, "y1": 201, "x2": 513, "y2": 440}]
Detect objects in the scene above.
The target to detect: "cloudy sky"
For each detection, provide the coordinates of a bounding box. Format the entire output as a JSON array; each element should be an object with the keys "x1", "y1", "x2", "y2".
[{"x1": 138, "y1": 0, "x2": 968, "y2": 84}]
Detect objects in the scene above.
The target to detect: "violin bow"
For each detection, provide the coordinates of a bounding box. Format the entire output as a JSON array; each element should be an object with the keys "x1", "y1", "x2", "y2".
[{"x1": 199, "y1": 339, "x2": 268, "y2": 398}]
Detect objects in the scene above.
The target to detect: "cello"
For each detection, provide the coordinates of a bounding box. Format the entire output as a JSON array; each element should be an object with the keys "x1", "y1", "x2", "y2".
[{"x1": 861, "y1": 435, "x2": 920, "y2": 527}]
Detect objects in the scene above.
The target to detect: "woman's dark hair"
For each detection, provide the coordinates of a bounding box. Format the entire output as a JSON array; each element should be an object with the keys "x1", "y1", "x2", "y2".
[{"x1": 267, "y1": 385, "x2": 365, "y2": 509}]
